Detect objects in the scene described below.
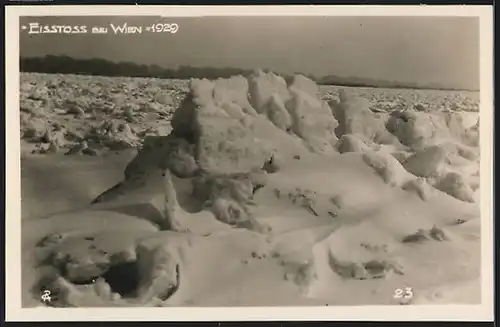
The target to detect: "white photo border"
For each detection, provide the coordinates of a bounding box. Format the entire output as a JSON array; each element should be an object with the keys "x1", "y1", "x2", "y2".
[{"x1": 5, "y1": 5, "x2": 494, "y2": 322}]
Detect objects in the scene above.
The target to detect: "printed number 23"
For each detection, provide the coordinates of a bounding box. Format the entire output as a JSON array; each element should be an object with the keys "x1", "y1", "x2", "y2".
[{"x1": 394, "y1": 287, "x2": 413, "y2": 299}]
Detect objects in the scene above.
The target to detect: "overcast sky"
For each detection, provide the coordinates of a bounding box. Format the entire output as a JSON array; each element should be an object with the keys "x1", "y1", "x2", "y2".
[{"x1": 20, "y1": 16, "x2": 479, "y2": 89}]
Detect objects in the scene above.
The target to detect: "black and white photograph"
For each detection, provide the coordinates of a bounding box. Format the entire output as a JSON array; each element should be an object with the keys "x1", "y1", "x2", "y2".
[{"x1": 5, "y1": 5, "x2": 494, "y2": 321}]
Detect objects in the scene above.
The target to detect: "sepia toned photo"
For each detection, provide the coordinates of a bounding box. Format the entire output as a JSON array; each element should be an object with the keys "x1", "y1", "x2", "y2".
[{"x1": 5, "y1": 5, "x2": 494, "y2": 322}]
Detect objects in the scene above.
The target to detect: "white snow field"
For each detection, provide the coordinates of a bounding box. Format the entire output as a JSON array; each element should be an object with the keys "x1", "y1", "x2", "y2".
[{"x1": 20, "y1": 71, "x2": 481, "y2": 307}]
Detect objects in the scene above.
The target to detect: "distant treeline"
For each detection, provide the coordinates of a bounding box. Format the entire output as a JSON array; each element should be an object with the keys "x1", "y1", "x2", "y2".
[{"x1": 20, "y1": 55, "x2": 474, "y2": 91}]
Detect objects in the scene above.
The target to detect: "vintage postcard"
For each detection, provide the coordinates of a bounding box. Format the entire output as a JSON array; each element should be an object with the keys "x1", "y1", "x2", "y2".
[{"x1": 4, "y1": 5, "x2": 494, "y2": 322}]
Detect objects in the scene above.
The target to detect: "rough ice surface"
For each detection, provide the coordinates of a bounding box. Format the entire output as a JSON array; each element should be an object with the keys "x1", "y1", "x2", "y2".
[{"x1": 21, "y1": 71, "x2": 482, "y2": 307}]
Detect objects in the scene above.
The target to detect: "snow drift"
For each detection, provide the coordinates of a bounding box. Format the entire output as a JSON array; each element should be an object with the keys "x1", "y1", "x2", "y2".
[{"x1": 22, "y1": 71, "x2": 482, "y2": 307}]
